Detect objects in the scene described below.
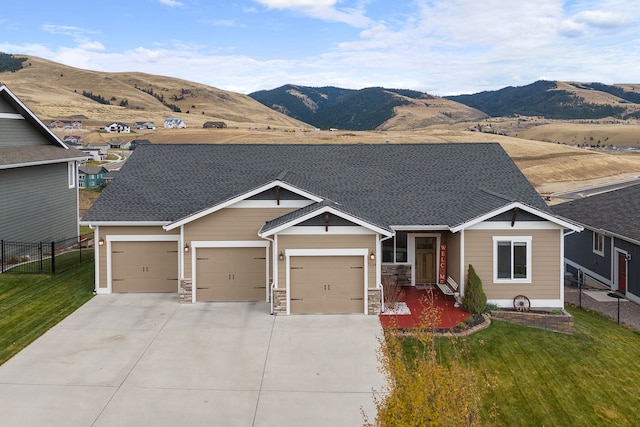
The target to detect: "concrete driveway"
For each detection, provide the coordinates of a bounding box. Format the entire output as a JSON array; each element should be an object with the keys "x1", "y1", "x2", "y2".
[{"x1": 0, "y1": 294, "x2": 384, "y2": 426}]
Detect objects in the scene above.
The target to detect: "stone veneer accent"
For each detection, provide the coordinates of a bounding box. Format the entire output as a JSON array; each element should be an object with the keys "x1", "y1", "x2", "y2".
[
  {"x1": 272, "y1": 288, "x2": 287, "y2": 315},
  {"x1": 381, "y1": 264, "x2": 412, "y2": 286},
  {"x1": 490, "y1": 309, "x2": 574, "y2": 334},
  {"x1": 368, "y1": 288, "x2": 382, "y2": 315},
  {"x1": 179, "y1": 278, "x2": 192, "y2": 304}
]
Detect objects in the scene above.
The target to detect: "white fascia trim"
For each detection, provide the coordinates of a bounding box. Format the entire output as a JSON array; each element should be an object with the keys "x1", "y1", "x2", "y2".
[
  {"x1": 450, "y1": 202, "x2": 583, "y2": 233},
  {"x1": 488, "y1": 299, "x2": 563, "y2": 309},
  {"x1": 564, "y1": 259, "x2": 611, "y2": 285},
  {"x1": 391, "y1": 225, "x2": 448, "y2": 231},
  {"x1": 105, "y1": 235, "x2": 179, "y2": 294},
  {"x1": 277, "y1": 226, "x2": 375, "y2": 235},
  {"x1": 0, "y1": 112, "x2": 24, "y2": 119},
  {"x1": 191, "y1": 240, "x2": 269, "y2": 248},
  {"x1": 164, "y1": 180, "x2": 323, "y2": 231},
  {"x1": 79, "y1": 221, "x2": 170, "y2": 227},
  {"x1": 228, "y1": 200, "x2": 314, "y2": 209},
  {"x1": 0, "y1": 85, "x2": 68, "y2": 148},
  {"x1": 0, "y1": 156, "x2": 88, "y2": 170},
  {"x1": 467, "y1": 221, "x2": 563, "y2": 231},
  {"x1": 260, "y1": 205, "x2": 393, "y2": 238}
]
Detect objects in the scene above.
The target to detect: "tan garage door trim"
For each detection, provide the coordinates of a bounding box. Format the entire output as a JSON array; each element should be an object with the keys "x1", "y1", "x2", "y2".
[
  {"x1": 285, "y1": 248, "x2": 368, "y2": 315},
  {"x1": 191, "y1": 240, "x2": 270, "y2": 303},
  {"x1": 106, "y1": 234, "x2": 180, "y2": 294}
]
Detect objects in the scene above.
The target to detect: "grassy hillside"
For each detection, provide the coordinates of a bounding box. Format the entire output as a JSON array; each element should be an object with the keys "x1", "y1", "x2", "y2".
[{"x1": 0, "y1": 55, "x2": 308, "y2": 130}]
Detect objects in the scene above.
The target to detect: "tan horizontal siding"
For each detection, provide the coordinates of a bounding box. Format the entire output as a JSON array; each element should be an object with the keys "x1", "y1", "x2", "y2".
[
  {"x1": 184, "y1": 208, "x2": 296, "y2": 241},
  {"x1": 464, "y1": 229, "x2": 561, "y2": 301}
]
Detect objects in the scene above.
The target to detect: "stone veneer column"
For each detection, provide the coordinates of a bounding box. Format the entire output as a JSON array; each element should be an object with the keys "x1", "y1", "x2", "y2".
[
  {"x1": 179, "y1": 278, "x2": 192, "y2": 304},
  {"x1": 272, "y1": 288, "x2": 287, "y2": 314},
  {"x1": 368, "y1": 288, "x2": 382, "y2": 315}
]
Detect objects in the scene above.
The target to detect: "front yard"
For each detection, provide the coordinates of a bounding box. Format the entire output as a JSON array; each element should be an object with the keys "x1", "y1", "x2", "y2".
[
  {"x1": 0, "y1": 252, "x2": 95, "y2": 365},
  {"x1": 427, "y1": 306, "x2": 640, "y2": 426}
]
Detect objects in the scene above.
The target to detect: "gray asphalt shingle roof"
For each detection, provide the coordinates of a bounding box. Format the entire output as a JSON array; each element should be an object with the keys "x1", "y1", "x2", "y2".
[
  {"x1": 82, "y1": 143, "x2": 550, "y2": 227},
  {"x1": 553, "y1": 183, "x2": 640, "y2": 242}
]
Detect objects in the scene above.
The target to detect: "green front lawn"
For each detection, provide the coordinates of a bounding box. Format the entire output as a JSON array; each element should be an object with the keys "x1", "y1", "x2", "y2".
[
  {"x1": 0, "y1": 253, "x2": 95, "y2": 365},
  {"x1": 437, "y1": 307, "x2": 640, "y2": 426}
]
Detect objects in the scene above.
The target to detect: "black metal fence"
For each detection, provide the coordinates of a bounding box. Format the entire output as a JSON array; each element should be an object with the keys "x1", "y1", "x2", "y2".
[{"x1": 0, "y1": 233, "x2": 94, "y2": 274}]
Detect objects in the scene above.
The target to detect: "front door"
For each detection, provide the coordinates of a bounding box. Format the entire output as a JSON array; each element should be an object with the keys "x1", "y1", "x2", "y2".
[
  {"x1": 415, "y1": 237, "x2": 436, "y2": 284},
  {"x1": 618, "y1": 252, "x2": 627, "y2": 294}
]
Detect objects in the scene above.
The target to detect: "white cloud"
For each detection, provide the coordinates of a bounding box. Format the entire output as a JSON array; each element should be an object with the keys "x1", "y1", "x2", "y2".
[
  {"x1": 573, "y1": 10, "x2": 629, "y2": 29},
  {"x1": 77, "y1": 40, "x2": 105, "y2": 51},
  {"x1": 557, "y1": 19, "x2": 587, "y2": 38},
  {"x1": 158, "y1": 0, "x2": 184, "y2": 6},
  {"x1": 254, "y1": 0, "x2": 370, "y2": 27}
]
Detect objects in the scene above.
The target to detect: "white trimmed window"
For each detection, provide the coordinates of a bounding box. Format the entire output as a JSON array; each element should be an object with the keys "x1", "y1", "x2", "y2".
[
  {"x1": 493, "y1": 236, "x2": 532, "y2": 283},
  {"x1": 68, "y1": 162, "x2": 76, "y2": 188},
  {"x1": 593, "y1": 232, "x2": 604, "y2": 256}
]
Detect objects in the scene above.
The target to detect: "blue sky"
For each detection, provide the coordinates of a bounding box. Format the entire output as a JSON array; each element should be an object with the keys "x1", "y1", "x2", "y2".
[{"x1": 1, "y1": 0, "x2": 638, "y2": 95}]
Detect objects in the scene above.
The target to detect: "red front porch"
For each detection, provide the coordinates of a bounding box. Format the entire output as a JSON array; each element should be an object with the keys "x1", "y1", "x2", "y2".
[{"x1": 379, "y1": 286, "x2": 471, "y2": 330}]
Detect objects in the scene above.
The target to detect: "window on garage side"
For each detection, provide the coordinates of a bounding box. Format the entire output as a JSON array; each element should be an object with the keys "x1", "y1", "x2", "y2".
[
  {"x1": 493, "y1": 236, "x2": 532, "y2": 283},
  {"x1": 593, "y1": 232, "x2": 604, "y2": 256}
]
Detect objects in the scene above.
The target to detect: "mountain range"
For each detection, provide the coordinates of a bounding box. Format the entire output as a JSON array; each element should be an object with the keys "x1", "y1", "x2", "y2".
[{"x1": 2, "y1": 53, "x2": 640, "y2": 132}]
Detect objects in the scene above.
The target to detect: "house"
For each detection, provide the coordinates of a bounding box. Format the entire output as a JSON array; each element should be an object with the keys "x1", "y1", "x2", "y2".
[
  {"x1": 203, "y1": 121, "x2": 227, "y2": 129},
  {"x1": 63, "y1": 135, "x2": 84, "y2": 146},
  {"x1": 554, "y1": 184, "x2": 640, "y2": 304},
  {"x1": 50, "y1": 120, "x2": 82, "y2": 129},
  {"x1": 0, "y1": 85, "x2": 87, "y2": 243},
  {"x1": 79, "y1": 147, "x2": 104, "y2": 161},
  {"x1": 129, "y1": 139, "x2": 151, "y2": 150},
  {"x1": 78, "y1": 165, "x2": 109, "y2": 189},
  {"x1": 108, "y1": 141, "x2": 131, "y2": 150},
  {"x1": 104, "y1": 122, "x2": 130, "y2": 133},
  {"x1": 104, "y1": 170, "x2": 118, "y2": 185},
  {"x1": 87, "y1": 142, "x2": 110, "y2": 156},
  {"x1": 81, "y1": 143, "x2": 580, "y2": 314},
  {"x1": 164, "y1": 118, "x2": 186, "y2": 129},
  {"x1": 133, "y1": 121, "x2": 156, "y2": 130}
]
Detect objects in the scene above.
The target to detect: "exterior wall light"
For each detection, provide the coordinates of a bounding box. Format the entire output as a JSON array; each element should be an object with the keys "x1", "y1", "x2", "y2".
[
  {"x1": 184, "y1": 243, "x2": 190, "y2": 253},
  {"x1": 369, "y1": 252, "x2": 375, "y2": 260},
  {"x1": 279, "y1": 251, "x2": 284, "y2": 261},
  {"x1": 98, "y1": 238, "x2": 104, "y2": 246}
]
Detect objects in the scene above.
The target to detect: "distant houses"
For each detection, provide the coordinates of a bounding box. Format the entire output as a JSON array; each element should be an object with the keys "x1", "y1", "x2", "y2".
[
  {"x1": 133, "y1": 121, "x2": 156, "y2": 130},
  {"x1": 104, "y1": 122, "x2": 131, "y2": 133},
  {"x1": 50, "y1": 120, "x2": 82, "y2": 129},
  {"x1": 130, "y1": 139, "x2": 152, "y2": 151},
  {"x1": 108, "y1": 141, "x2": 131, "y2": 150},
  {"x1": 203, "y1": 121, "x2": 227, "y2": 129},
  {"x1": 164, "y1": 118, "x2": 186, "y2": 129}
]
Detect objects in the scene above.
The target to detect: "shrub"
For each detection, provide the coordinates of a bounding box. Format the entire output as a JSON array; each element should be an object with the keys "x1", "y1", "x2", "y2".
[
  {"x1": 381, "y1": 275, "x2": 404, "y2": 311},
  {"x1": 462, "y1": 264, "x2": 487, "y2": 314}
]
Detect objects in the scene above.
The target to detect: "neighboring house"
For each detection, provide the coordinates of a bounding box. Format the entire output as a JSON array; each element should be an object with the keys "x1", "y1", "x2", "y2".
[
  {"x1": 554, "y1": 184, "x2": 640, "y2": 304},
  {"x1": 63, "y1": 135, "x2": 84, "y2": 145},
  {"x1": 88, "y1": 142, "x2": 110, "y2": 156},
  {"x1": 0, "y1": 85, "x2": 87, "y2": 243},
  {"x1": 133, "y1": 121, "x2": 156, "y2": 130},
  {"x1": 164, "y1": 118, "x2": 186, "y2": 128},
  {"x1": 108, "y1": 141, "x2": 131, "y2": 150},
  {"x1": 104, "y1": 170, "x2": 118, "y2": 185},
  {"x1": 129, "y1": 139, "x2": 151, "y2": 150},
  {"x1": 81, "y1": 143, "x2": 580, "y2": 315},
  {"x1": 203, "y1": 121, "x2": 227, "y2": 129},
  {"x1": 79, "y1": 147, "x2": 104, "y2": 161},
  {"x1": 104, "y1": 122, "x2": 130, "y2": 133},
  {"x1": 50, "y1": 120, "x2": 82, "y2": 129},
  {"x1": 78, "y1": 165, "x2": 109, "y2": 189}
]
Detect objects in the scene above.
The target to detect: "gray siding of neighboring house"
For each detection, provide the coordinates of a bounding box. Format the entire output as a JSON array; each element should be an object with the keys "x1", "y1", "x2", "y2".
[
  {"x1": 612, "y1": 237, "x2": 640, "y2": 297},
  {"x1": 0, "y1": 118, "x2": 48, "y2": 147},
  {"x1": 564, "y1": 229, "x2": 612, "y2": 282},
  {"x1": 0, "y1": 163, "x2": 78, "y2": 242}
]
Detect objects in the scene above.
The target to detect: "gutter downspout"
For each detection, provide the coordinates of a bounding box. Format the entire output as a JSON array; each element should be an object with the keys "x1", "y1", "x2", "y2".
[{"x1": 261, "y1": 235, "x2": 276, "y2": 315}]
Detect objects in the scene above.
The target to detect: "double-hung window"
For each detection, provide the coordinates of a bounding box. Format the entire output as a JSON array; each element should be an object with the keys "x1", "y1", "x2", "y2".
[
  {"x1": 593, "y1": 232, "x2": 604, "y2": 256},
  {"x1": 493, "y1": 236, "x2": 532, "y2": 283}
]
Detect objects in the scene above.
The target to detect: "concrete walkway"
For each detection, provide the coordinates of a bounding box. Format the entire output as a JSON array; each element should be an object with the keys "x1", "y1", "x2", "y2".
[
  {"x1": 565, "y1": 284, "x2": 640, "y2": 331},
  {"x1": 0, "y1": 294, "x2": 384, "y2": 426}
]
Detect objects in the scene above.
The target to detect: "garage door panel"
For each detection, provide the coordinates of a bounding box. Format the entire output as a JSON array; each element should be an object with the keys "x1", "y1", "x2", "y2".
[
  {"x1": 111, "y1": 241, "x2": 178, "y2": 293},
  {"x1": 290, "y1": 256, "x2": 364, "y2": 314},
  {"x1": 196, "y1": 247, "x2": 267, "y2": 302}
]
